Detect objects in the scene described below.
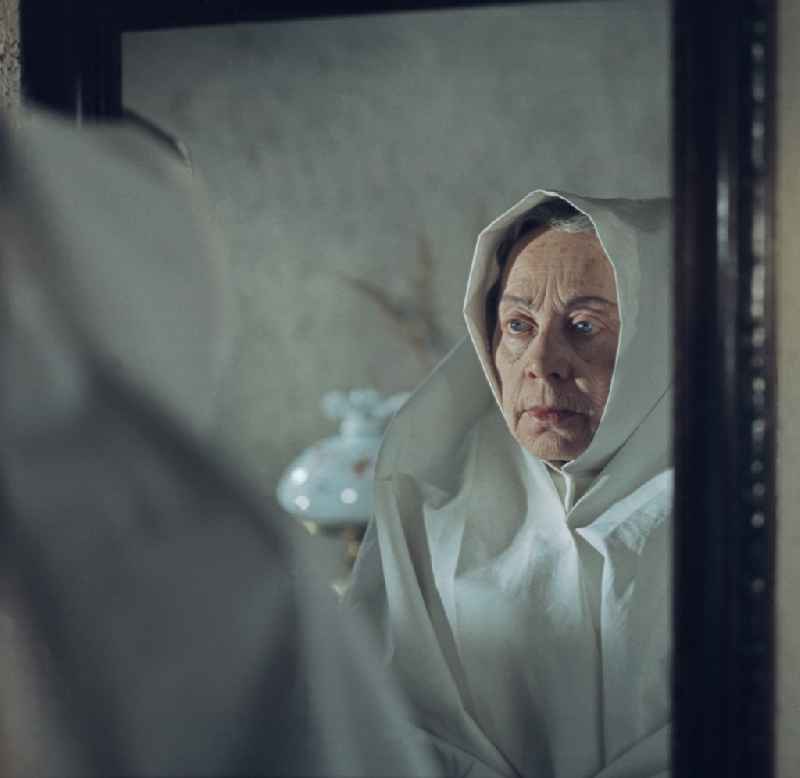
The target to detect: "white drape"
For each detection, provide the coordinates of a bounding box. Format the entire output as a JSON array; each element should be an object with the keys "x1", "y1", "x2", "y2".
[
  {"x1": 0, "y1": 110, "x2": 437, "y2": 778},
  {"x1": 349, "y1": 190, "x2": 673, "y2": 778}
]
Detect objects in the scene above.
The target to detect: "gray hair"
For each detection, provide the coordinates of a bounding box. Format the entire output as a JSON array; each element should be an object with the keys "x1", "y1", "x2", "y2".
[
  {"x1": 495, "y1": 198, "x2": 594, "y2": 271},
  {"x1": 484, "y1": 198, "x2": 595, "y2": 343}
]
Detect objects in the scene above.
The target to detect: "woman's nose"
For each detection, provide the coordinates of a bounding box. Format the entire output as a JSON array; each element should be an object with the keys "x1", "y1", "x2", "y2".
[{"x1": 525, "y1": 326, "x2": 572, "y2": 381}]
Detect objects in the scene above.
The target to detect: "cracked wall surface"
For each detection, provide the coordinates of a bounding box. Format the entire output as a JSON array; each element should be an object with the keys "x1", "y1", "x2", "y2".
[{"x1": 0, "y1": 0, "x2": 19, "y2": 114}]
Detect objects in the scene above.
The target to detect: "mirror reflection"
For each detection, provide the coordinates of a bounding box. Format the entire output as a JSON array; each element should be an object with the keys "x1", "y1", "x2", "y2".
[{"x1": 122, "y1": 3, "x2": 672, "y2": 776}]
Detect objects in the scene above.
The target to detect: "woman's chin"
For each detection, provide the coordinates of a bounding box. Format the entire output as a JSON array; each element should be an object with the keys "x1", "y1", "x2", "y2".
[{"x1": 516, "y1": 429, "x2": 588, "y2": 463}]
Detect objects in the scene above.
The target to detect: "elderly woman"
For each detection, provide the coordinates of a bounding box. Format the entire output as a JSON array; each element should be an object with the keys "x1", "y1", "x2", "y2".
[{"x1": 348, "y1": 191, "x2": 672, "y2": 778}]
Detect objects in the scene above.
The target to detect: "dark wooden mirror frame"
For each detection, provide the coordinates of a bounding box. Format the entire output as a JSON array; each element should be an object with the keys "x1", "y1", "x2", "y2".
[{"x1": 18, "y1": 1, "x2": 777, "y2": 775}]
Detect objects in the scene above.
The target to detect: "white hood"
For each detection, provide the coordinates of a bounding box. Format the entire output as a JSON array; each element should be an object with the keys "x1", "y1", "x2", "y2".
[
  {"x1": 464, "y1": 189, "x2": 671, "y2": 475},
  {"x1": 349, "y1": 190, "x2": 673, "y2": 778}
]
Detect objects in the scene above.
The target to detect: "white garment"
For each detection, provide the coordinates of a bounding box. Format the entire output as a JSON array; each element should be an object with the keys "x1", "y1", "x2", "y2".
[
  {"x1": 0, "y1": 111, "x2": 437, "y2": 778},
  {"x1": 348, "y1": 190, "x2": 673, "y2": 778},
  {"x1": 0, "y1": 110, "x2": 234, "y2": 439}
]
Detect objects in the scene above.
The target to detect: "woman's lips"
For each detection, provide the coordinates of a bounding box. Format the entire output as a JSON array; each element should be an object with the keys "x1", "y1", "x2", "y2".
[{"x1": 523, "y1": 406, "x2": 583, "y2": 428}]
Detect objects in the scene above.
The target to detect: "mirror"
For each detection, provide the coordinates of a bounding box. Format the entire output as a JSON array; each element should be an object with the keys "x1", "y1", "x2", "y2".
[{"x1": 120, "y1": 4, "x2": 677, "y2": 776}]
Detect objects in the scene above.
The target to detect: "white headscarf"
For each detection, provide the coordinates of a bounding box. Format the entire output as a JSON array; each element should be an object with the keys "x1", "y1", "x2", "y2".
[{"x1": 349, "y1": 190, "x2": 673, "y2": 778}]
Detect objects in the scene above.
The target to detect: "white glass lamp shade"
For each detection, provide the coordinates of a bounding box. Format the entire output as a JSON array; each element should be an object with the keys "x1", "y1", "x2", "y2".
[{"x1": 276, "y1": 389, "x2": 408, "y2": 527}]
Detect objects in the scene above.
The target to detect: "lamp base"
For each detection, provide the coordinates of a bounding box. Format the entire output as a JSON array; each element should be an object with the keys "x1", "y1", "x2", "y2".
[{"x1": 299, "y1": 521, "x2": 367, "y2": 598}]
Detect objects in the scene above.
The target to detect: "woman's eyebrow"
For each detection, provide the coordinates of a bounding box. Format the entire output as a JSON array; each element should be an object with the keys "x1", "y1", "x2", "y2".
[
  {"x1": 499, "y1": 294, "x2": 536, "y2": 309},
  {"x1": 499, "y1": 294, "x2": 617, "y2": 309},
  {"x1": 566, "y1": 295, "x2": 618, "y2": 309}
]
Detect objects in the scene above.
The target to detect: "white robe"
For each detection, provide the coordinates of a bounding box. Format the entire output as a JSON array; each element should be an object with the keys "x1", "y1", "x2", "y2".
[{"x1": 348, "y1": 190, "x2": 673, "y2": 778}]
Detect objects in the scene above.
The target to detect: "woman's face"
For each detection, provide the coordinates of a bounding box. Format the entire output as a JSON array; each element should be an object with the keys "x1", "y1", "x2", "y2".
[{"x1": 493, "y1": 227, "x2": 620, "y2": 463}]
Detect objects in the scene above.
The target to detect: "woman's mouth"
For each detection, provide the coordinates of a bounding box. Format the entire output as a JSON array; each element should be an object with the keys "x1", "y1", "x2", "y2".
[{"x1": 523, "y1": 406, "x2": 583, "y2": 427}]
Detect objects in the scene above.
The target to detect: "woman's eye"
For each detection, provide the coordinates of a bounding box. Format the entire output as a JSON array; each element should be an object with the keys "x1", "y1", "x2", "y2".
[
  {"x1": 507, "y1": 319, "x2": 532, "y2": 334},
  {"x1": 572, "y1": 320, "x2": 595, "y2": 334}
]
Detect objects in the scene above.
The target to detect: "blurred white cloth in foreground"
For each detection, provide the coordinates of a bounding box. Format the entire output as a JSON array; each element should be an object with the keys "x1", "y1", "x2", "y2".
[{"x1": 0, "y1": 110, "x2": 436, "y2": 778}]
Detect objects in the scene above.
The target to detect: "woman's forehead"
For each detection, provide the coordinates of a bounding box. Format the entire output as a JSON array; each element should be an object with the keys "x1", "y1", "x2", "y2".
[{"x1": 501, "y1": 228, "x2": 616, "y2": 301}]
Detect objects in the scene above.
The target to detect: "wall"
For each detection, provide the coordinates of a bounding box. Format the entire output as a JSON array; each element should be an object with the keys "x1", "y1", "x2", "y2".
[
  {"x1": 776, "y1": 0, "x2": 800, "y2": 774},
  {"x1": 122, "y1": 0, "x2": 670, "y2": 494},
  {"x1": 0, "y1": 0, "x2": 19, "y2": 113}
]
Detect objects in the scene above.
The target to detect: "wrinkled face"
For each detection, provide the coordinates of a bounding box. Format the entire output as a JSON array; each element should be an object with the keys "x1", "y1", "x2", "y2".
[{"x1": 492, "y1": 227, "x2": 620, "y2": 463}]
